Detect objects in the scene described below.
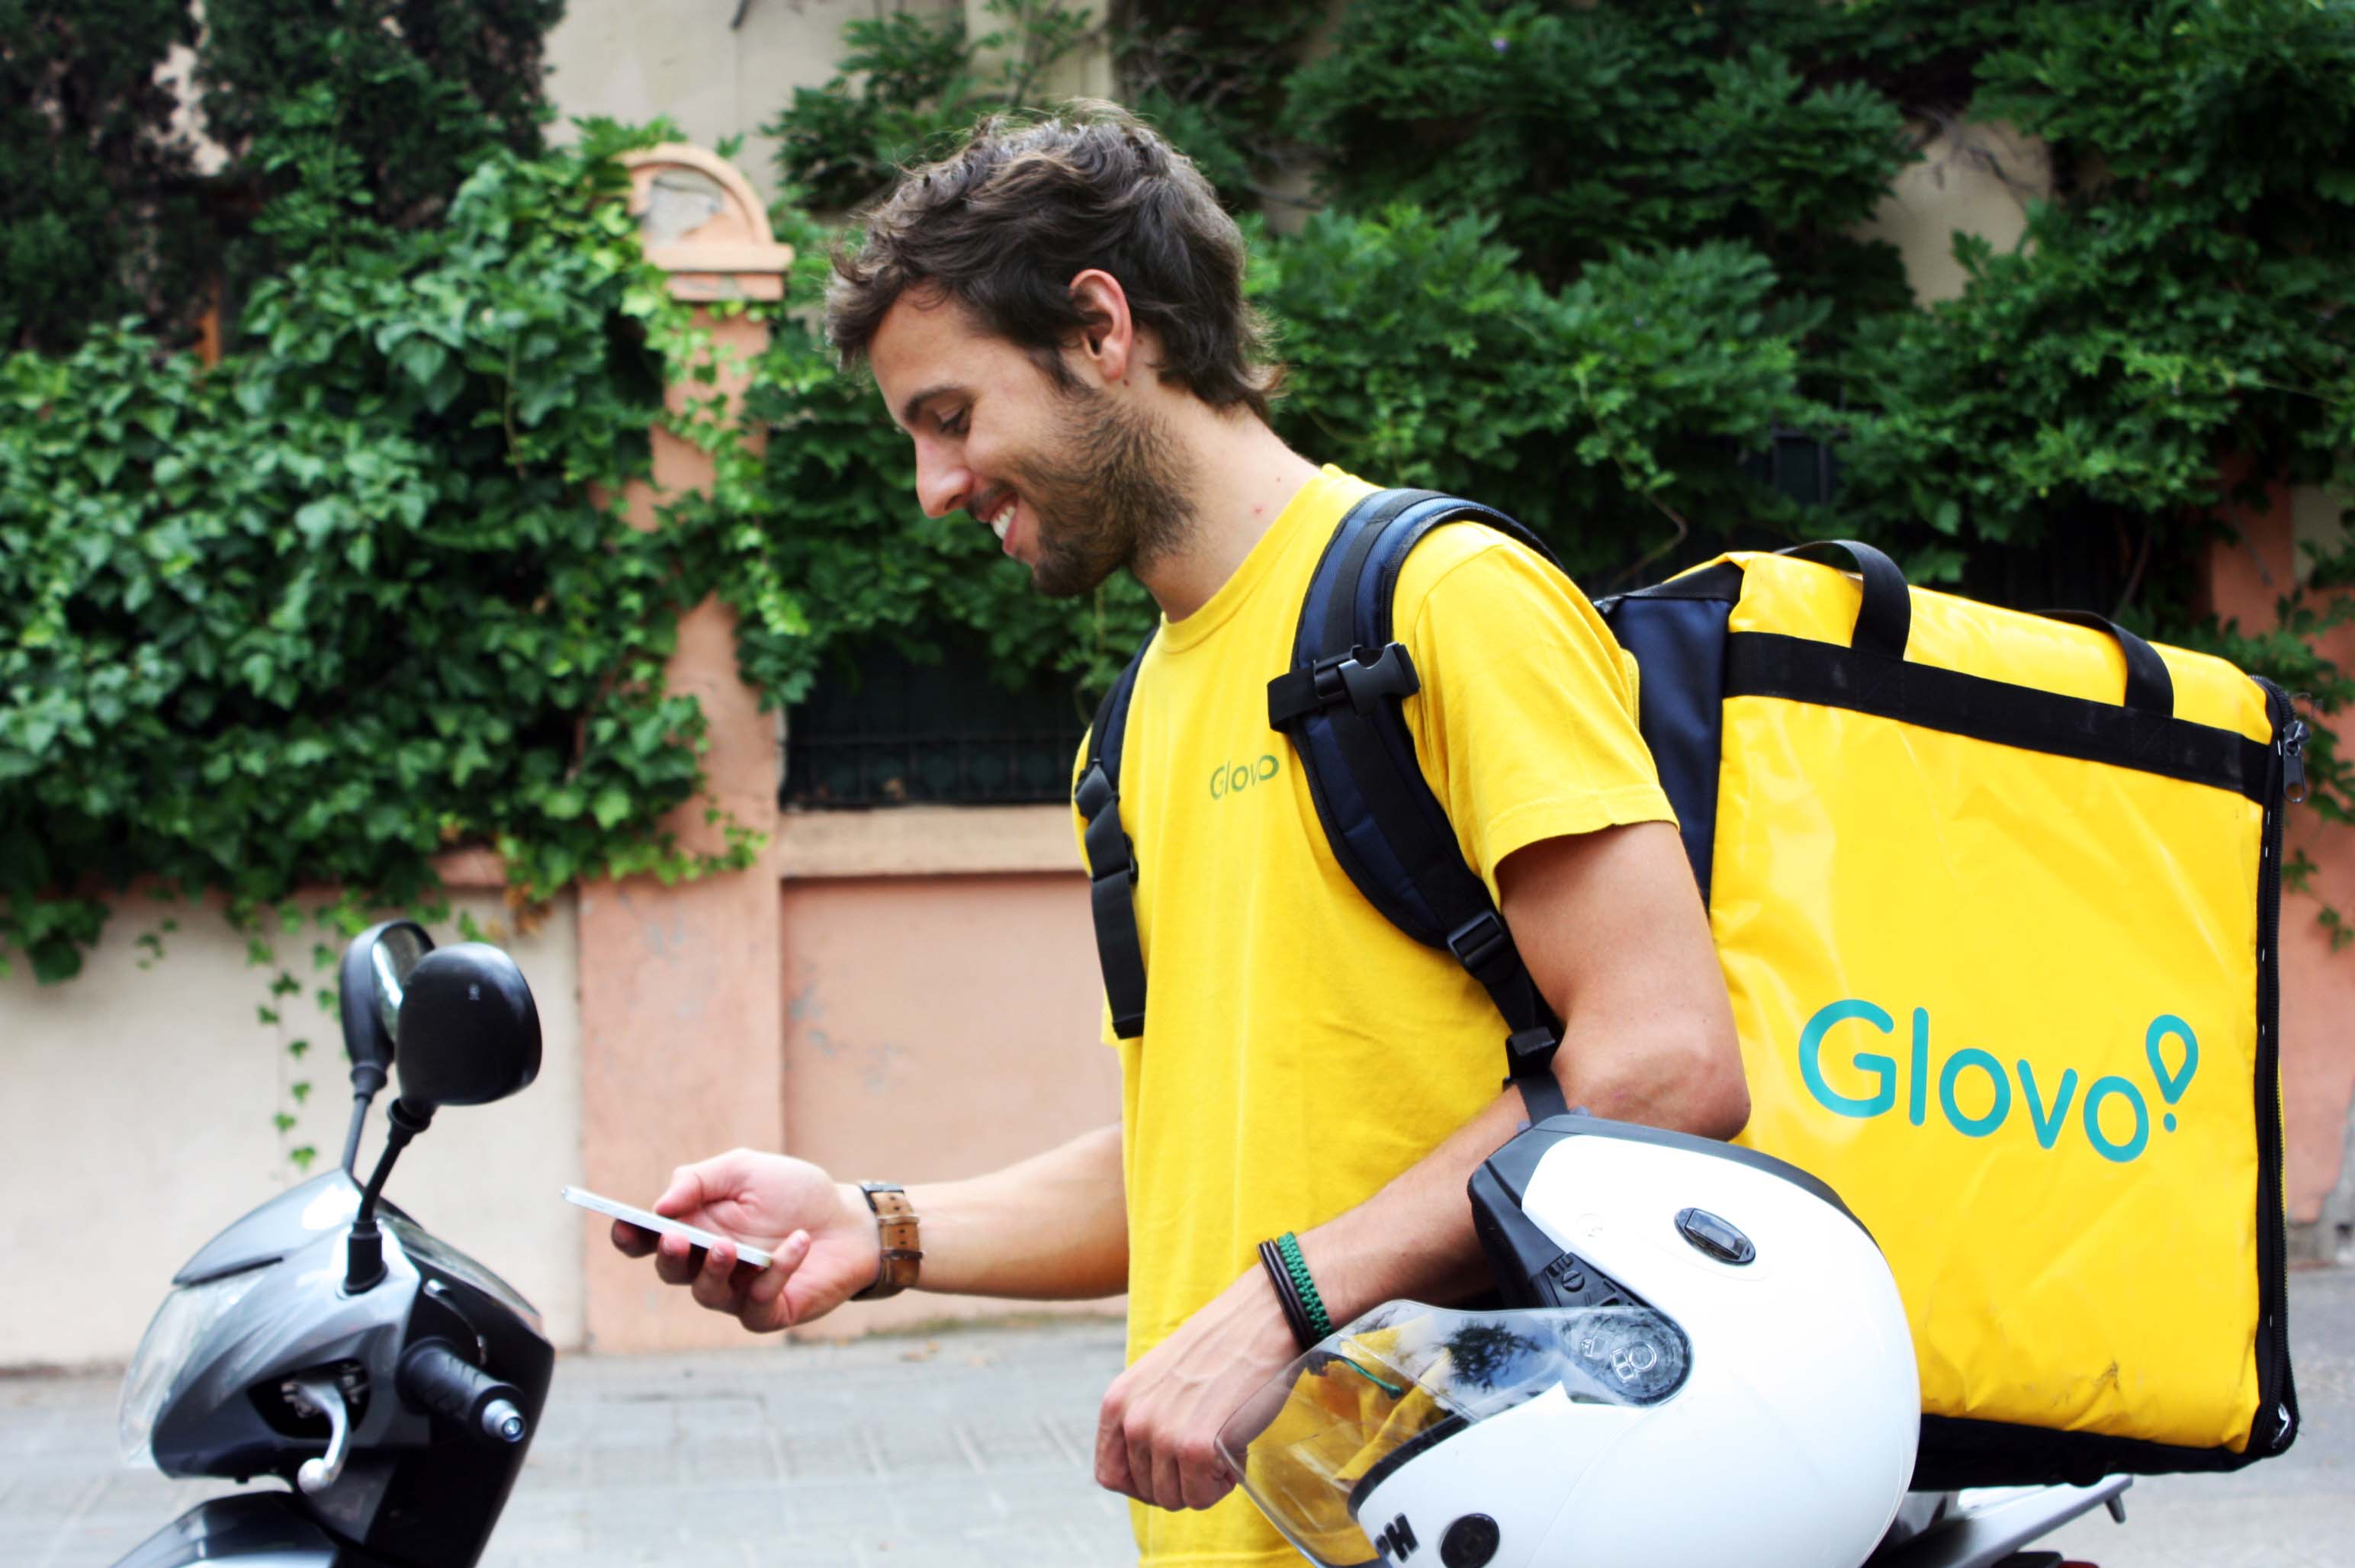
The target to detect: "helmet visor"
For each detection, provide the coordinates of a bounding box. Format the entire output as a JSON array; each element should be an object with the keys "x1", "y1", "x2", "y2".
[{"x1": 1216, "y1": 1301, "x2": 1688, "y2": 1568}]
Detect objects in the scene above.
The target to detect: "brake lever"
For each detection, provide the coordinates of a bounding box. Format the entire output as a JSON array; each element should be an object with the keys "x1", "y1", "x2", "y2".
[{"x1": 288, "y1": 1375, "x2": 352, "y2": 1494}]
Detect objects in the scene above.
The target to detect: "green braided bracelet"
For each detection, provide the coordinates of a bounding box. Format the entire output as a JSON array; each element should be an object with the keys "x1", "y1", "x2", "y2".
[{"x1": 1274, "y1": 1232, "x2": 1332, "y2": 1341}]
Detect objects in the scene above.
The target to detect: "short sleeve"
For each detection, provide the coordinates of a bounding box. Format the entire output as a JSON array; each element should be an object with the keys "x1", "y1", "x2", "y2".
[{"x1": 1396, "y1": 532, "x2": 1675, "y2": 902}]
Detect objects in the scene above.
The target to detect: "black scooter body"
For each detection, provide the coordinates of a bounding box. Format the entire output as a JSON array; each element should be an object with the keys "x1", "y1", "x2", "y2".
[
  {"x1": 123, "y1": 1173, "x2": 552, "y2": 1568},
  {"x1": 116, "y1": 1492, "x2": 355, "y2": 1567},
  {"x1": 116, "y1": 930, "x2": 551, "y2": 1568}
]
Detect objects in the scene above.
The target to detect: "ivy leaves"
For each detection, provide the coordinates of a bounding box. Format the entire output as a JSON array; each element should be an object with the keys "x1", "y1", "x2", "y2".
[
  {"x1": 1255, "y1": 209, "x2": 1802, "y2": 575},
  {"x1": 765, "y1": 0, "x2": 1098, "y2": 214},
  {"x1": 0, "y1": 129, "x2": 744, "y2": 982},
  {"x1": 1835, "y1": 0, "x2": 2355, "y2": 565},
  {"x1": 1286, "y1": 0, "x2": 1916, "y2": 307}
]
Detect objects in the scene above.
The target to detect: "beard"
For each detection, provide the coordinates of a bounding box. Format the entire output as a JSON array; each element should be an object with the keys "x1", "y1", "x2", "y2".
[{"x1": 1002, "y1": 386, "x2": 1192, "y2": 599}]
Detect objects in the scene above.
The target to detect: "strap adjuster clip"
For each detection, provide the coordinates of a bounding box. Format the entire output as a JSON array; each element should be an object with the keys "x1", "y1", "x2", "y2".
[
  {"x1": 1446, "y1": 911, "x2": 1512, "y2": 975},
  {"x1": 1074, "y1": 765, "x2": 1115, "y2": 818},
  {"x1": 1267, "y1": 642, "x2": 1421, "y2": 728},
  {"x1": 1322, "y1": 643, "x2": 1420, "y2": 715},
  {"x1": 1503, "y1": 1026, "x2": 1560, "y2": 1078}
]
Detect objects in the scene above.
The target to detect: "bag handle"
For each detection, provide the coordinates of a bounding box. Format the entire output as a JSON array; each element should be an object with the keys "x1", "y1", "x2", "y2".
[
  {"x1": 1775, "y1": 539, "x2": 1910, "y2": 660},
  {"x1": 1771, "y1": 541, "x2": 2173, "y2": 715},
  {"x1": 2034, "y1": 609, "x2": 2175, "y2": 718}
]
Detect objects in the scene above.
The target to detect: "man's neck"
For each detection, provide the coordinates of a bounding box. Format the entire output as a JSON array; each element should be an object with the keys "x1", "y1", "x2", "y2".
[{"x1": 1131, "y1": 405, "x2": 1323, "y2": 623}]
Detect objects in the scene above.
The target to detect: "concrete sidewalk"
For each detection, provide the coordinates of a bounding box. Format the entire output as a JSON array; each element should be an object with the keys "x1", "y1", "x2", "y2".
[
  {"x1": 9, "y1": 1272, "x2": 2351, "y2": 1567},
  {"x1": 6, "y1": 1313, "x2": 1138, "y2": 1568}
]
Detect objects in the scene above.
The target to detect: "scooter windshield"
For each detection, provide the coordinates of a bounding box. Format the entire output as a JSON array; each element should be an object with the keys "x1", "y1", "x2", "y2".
[
  {"x1": 118, "y1": 1264, "x2": 275, "y2": 1467},
  {"x1": 1215, "y1": 1301, "x2": 1688, "y2": 1568}
]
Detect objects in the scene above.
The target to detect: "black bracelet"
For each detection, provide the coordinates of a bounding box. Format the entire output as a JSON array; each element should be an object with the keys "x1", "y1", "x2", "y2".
[{"x1": 1259, "y1": 1238, "x2": 1316, "y2": 1352}]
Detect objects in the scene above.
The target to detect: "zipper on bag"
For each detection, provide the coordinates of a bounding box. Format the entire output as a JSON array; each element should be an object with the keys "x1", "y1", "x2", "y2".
[{"x1": 2254, "y1": 679, "x2": 2302, "y2": 1454}]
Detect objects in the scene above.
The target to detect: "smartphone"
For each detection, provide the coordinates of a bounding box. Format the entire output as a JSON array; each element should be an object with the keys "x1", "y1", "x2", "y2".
[{"x1": 561, "y1": 1184, "x2": 776, "y2": 1269}]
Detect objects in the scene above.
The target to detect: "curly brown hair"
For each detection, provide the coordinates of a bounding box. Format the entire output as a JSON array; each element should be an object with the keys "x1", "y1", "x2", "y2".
[{"x1": 825, "y1": 102, "x2": 1281, "y2": 420}]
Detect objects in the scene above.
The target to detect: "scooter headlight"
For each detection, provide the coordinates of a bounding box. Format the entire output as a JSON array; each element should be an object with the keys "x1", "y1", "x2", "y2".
[{"x1": 118, "y1": 1264, "x2": 273, "y2": 1467}]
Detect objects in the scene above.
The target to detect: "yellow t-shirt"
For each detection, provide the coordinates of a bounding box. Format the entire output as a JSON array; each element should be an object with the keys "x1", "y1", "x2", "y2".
[{"x1": 1084, "y1": 468, "x2": 1672, "y2": 1566}]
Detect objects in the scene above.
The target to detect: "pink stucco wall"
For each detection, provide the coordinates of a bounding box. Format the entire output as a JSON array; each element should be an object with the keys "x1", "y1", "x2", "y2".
[
  {"x1": 2201, "y1": 474, "x2": 2355, "y2": 1224},
  {"x1": 575, "y1": 147, "x2": 796, "y2": 1352},
  {"x1": 778, "y1": 870, "x2": 1124, "y2": 1338},
  {"x1": 2282, "y1": 789, "x2": 2355, "y2": 1221}
]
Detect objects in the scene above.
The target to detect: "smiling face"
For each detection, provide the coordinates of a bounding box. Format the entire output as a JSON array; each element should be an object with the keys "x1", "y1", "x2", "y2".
[{"x1": 868, "y1": 287, "x2": 1190, "y2": 598}]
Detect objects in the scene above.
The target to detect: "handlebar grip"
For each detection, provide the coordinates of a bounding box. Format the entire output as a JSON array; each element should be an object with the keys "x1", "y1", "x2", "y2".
[{"x1": 398, "y1": 1340, "x2": 529, "y2": 1445}]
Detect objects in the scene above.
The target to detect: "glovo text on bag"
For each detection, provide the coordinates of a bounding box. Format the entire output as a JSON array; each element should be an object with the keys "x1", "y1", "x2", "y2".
[{"x1": 1798, "y1": 998, "x2": 2203, "y2": 1166}]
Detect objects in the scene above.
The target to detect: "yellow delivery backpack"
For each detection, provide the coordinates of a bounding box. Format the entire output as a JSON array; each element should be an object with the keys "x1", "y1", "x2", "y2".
[
  {"x1": 1599, "y1": 540, "x2": 2304, "y2": 1487},
  {"x1": 1076, "y1": 492, "x2": 2305, "y2": 1487}
]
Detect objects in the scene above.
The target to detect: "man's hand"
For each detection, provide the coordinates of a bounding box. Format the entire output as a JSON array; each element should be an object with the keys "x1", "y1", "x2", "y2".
[
  {"x1": 1095, "y1": 1264, "x2": 1298, "y2": 1512},
  {"x1": 608, "y1": 1149, "x2": 878, "y2": 1333}
]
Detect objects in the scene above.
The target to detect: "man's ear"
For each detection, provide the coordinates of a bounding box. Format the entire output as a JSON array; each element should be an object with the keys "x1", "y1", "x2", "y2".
[{"x1": 1066, "y1": 268, "x2": 1134, "y2": 384}]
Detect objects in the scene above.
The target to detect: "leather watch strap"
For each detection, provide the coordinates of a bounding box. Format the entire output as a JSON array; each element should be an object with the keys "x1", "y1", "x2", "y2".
[{"x1": 853, "y1": 1181, "x2": 921, "y2": 1300}]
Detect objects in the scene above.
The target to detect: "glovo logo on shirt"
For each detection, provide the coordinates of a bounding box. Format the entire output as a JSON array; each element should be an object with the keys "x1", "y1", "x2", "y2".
[
  {"x1": 1797, "y1": 998, "x2": 2201, "y2": 1165},
  {"x1": 1209, "y1": 753, "x2": 1281, "y2": 801}
]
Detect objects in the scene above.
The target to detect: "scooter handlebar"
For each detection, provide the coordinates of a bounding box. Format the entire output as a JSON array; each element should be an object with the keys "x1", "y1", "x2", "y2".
[{"x1": 398, "y1": 1340, "x2": 529, "y2": 1446}]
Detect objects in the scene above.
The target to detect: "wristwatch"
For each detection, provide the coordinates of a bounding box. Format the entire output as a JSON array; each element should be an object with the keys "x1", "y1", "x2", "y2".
[{"x1": 852, "y1": 1181, "x2": 922, "y2": 1300}]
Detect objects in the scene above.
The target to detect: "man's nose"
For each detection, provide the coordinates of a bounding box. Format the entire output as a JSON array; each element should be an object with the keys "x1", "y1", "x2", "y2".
[{"x1": 914, "y1": 444, "x2": 969, "y2": 520}]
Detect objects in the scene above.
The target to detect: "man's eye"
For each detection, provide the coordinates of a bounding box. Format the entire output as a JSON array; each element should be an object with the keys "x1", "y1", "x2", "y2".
[{"x1": 937, "y1": 410, "x2": 968, "y2": 437}]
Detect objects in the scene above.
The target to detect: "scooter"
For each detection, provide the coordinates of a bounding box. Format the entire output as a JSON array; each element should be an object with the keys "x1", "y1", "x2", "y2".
[
  {"x1": 1863, "y1": 1478, "x2": 2129, "y2": 1568},
  {"x1": 113, "y1": 919, "x2": 551, "y2": 1568}
]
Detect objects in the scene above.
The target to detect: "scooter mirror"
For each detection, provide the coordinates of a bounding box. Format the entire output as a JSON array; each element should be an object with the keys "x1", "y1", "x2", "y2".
[
  {"x1": 339, "y1": 921, "x2": 433, "y2": 1075},
  {"x1": 393, "y1": 943, "x2": 542, "y2": 1110}
]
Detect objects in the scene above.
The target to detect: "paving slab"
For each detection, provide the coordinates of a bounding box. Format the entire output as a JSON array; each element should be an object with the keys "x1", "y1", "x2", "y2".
[{"x1": 10, "y1": 1273, "x2": 2348, "y2": 1566}]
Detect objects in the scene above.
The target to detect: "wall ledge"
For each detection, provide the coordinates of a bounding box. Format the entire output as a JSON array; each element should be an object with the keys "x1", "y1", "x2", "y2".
[
  {"x1": 428, "y1": 807, "x2": 1083, "y2": 888},
  {"x1": 776, "y1": 804, "x2": 1077, "y2": 879},
  {"x1": 432, "y1": 847, "x2": 509, "y2": 889}
]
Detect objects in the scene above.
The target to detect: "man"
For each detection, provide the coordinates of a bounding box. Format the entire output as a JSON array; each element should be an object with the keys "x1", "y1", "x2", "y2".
[{"x1": 614, "y1": 104, "x2": 1746, "y2": 1567}]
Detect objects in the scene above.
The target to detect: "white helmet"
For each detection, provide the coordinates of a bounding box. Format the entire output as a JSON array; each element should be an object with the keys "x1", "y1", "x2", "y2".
[{"x1": 1219, "y1": 1116, "x2": 1920, "y2": 1568}]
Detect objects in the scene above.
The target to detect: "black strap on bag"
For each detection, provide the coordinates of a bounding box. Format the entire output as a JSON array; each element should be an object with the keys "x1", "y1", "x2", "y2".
[
  {"x1": 1775, "y1": 538, "x2": 1913, "y2": 658},
  {"x1": 1765, "y1": 541, "x2": 2176, "y2": 715},
  {"x1": 1080, "y1": 490, "x2": 1573, "y2": 1123},
  {"x1": 1077, "y1": 627, "x2": 1156, "y2": 1039},
  {"x1": 2033, "y1": 609, "x2": 2175, "y2": 716}
]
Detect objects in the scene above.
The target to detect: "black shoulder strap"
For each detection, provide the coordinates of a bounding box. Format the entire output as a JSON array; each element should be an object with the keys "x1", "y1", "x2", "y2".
[
  {"x1": 1265, "y1": 489, "x2": 1569, "y2": 1122},
  {"x1": 1076, "y1": 628, "x2": 1156, "y2": 1039}
]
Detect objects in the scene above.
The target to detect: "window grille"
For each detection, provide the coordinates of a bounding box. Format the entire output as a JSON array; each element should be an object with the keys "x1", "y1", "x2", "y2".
[{"x1": 782, "y1": 640, "x2": 1091, "y2": 808}]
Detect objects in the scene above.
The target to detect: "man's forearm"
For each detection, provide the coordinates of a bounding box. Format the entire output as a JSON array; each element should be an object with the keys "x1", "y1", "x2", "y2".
[
  {"x1": 1290, "y1": 821, "x2": 1751, "y2": 1330},
  {"x1": 893, "y1": 1122, "x2": 1127, "y2": 1300},
  {"x1": 1295, "y1": 1088, "x2": 1522, "y2": 1326},
  {"x1": 1300, "y1": 1014, "x2": 1741, "y2": 1330}
]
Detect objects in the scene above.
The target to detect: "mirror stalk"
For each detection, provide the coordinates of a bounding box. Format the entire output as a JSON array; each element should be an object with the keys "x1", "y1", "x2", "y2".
[
  {"x1": 339, "y1": 1097, "x2": 368, "y2": 1181},
  {"x1": 344, "y1": 1098, "x2": 435, "y2": 1293},
  {"x1": 338, "y1": 1062, "x2": 387, "y2": 1179}
]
